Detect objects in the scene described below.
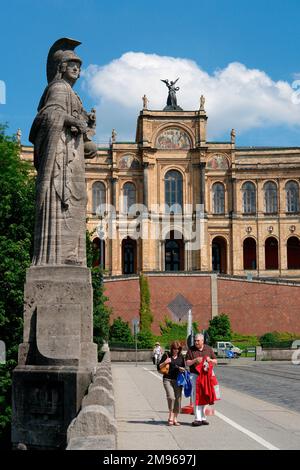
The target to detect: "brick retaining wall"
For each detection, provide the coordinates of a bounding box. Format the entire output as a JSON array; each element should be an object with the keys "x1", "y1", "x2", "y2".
[{"x1": 104, "y1": 274, "x2": 300, "y2": 335}]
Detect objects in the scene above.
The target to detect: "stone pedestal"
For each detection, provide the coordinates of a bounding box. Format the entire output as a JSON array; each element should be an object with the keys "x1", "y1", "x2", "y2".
[
  {"x1": 12, "y1": 366, "x2": 92, "y2": 449},
  {"x1": 12, "y1": 266, "x2": 98, "y2": 449}
]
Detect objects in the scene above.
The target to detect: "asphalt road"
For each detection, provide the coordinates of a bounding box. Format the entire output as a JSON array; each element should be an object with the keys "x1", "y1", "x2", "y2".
[
  {"x1": 216, "y1": 359, "x2": 300, "y2": 413},
  {"x1": 112, "y1": 361, "x2": 300, "y2": 451}
]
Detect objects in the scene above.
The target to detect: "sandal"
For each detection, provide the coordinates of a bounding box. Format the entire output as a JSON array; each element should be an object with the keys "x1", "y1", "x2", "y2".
[
  {"x1": 167, "y1": 419, "x2": 174, "y2": 426},
  {"x1": 173, "y1": 421, "x2": 181, "y2": 426}
]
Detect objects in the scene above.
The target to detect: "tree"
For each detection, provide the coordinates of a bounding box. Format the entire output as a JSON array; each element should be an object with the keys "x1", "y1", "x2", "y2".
[
  {"x1": 92, "y1": 266, "x2": 111, "y2": 355},
  {"x1": 139, "y1": 274, "x2": 153, "y2": 331},
  {"x1": 109, "y1": 317, "x2": 133, "y2": 343},
  {"x1": 0, "y1": 125, "x2": 35, "y2": 448},
  {"x1": 207, "y1": 314, "x2": 232, "y2": 346},
  {"x1": 86, "y1": 231, "x2": 111, "y2": 355},
  {"x1": 138, "y1": 274, "x2": 154, "y2": 347}
]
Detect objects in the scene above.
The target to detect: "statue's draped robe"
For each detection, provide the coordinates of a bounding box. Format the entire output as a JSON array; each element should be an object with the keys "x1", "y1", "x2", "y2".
[
  {"x1": 29, "y1": 79, "x2": 87, "y2": 265},
  {"x1": 167, "y1": 86, "x2": 177, "y2": 107}
]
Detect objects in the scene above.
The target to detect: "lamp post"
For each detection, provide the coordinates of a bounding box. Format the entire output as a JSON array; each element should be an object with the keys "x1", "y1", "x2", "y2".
[
  {"x1": 182, "y1": 308, "x2": 194, "y2": 415},
  {"x1": 187, "y1": 308, "x2": 194, "y2": 348}
]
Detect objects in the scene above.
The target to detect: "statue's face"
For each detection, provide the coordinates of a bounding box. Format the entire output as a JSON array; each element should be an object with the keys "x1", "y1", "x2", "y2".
[{"x1": 63, "y1": 60, "x2": 81, "y2": 82}]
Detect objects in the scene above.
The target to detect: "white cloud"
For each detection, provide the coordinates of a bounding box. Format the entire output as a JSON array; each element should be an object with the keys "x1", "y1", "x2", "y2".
[{"x1": 82, "y1": 52, "x2": 300, "y2": 144}]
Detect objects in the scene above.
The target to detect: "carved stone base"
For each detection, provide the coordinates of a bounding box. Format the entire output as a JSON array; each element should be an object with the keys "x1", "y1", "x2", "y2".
[
  {"x1": 20, "y1": 265, "x2": 97, "y2": 367},
  {"x1": 12, "y1": 265, "x2": 98, "y2": 448},
  {"x1": 12, "y1": 365, "x2": 92, "y2": 449}
]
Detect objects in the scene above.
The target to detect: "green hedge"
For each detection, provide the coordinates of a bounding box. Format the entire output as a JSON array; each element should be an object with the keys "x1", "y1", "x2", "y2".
[
  {"x1": 157, "y1": 317, "x2": 198, "y2": 348},
  {"x1": 259, "y1": 331, "x2": 300, "y2": 349}
]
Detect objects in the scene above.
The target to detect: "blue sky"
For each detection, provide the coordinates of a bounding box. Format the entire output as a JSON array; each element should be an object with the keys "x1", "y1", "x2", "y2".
[{"x1": 1, "y1": 0, "x2": 300, "y2": 146}]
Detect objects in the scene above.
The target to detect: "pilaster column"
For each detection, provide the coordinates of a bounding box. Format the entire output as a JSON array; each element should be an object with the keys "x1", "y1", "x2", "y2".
[
  {"x1": 111, "y1": 177, "x2": 117, "y2": 209},
  {"x1": 143, "y1": 162, "x2": 149, "y2": 208},
  {"x1": 211, "y1": 273, "x2": 218, "y2": 318},
  {"x1": 160, "y1": 240, "x2": 165, "y2": 272},
  {"x1": 184, "y1": 240, "x2": 192, "y2": 271},
  {"x1": 231, "y1": 177, "x2": 236, "y2": 215},
  {"x1": 199, "y1": 162, "x2": 206, "y2": 212}
]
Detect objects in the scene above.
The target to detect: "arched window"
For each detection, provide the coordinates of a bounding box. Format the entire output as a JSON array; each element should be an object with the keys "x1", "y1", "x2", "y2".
[
  {"x1": 243, "y1": 238, "x2": 257, "y2": 270},
  {"x1": 123, "y1": 182, "x2": 136, "y2": 213},
  {"x1": 264, "y1": 181, "x2": 277, "y2": 214},
  {"x1": 92, "y1": 181, "x2": 106, "y2": 215},
  {"x1": 212, "y1": 236, "x2": 227, "y2": 273},
  {"x1": 164, "y1": 230, "x2": 184, "y2": 271},
  {"x1": 122, "y1": 237, "x2": 137, "y2": 274},
  {"x1": 212, "y1": 183, "x2": 225, "y2": 214},
  {"x1": 165, "y1": 170, "x2": 183, "y2": 213},
  {"x1": 287, "y1": 237, "x2": 300, "y2": 269},
  {"x1": 286, "y1": 181, "x2": 299, "y2": 213},
  {"x1": 265, "y1": 237, "x2": 278, "y2": 270},
  {"x1": 242, "y1": 182, "x2": 256, "y2": 214}
]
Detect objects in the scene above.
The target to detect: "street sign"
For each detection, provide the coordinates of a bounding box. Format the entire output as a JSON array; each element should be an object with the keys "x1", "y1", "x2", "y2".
[
  {"x1": 168, "y1": 294, "x2": 192, "y2": 322},
  {"x1": 132, "y1": 318, "x2": 140, "y2": 335}
]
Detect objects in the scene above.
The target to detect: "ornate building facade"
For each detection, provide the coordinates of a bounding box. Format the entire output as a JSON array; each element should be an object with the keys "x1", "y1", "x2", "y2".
[{"x1": 21, "y1": 100, "x2": 300, "y2": 278}]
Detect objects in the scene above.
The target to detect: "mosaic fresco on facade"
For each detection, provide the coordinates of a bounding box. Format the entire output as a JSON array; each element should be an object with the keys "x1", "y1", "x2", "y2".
[
  {"x1": 156, "y1": 127, "x2": 191, "y2": 149},
  {"x1": 207, "y1": 154, "x2": 229, "y2": 169},
  {"x1": 118, "y1": 154, "x2": 140, "y2": 169}
]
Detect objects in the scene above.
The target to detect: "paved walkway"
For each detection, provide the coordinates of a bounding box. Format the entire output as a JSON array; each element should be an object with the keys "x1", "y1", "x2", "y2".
[{"x1": 112, "y1": 362, "x2": 300, "y2": 450}]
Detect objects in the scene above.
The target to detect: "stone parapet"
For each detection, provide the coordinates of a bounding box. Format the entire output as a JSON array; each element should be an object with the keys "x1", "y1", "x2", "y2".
[
  {"x1": 256, "y1": 346, "x2": 300, "y2": 361},
  {"x1": 110, "y1": 348, "x2": 153, "y2": 362},
  {"x1": 66, "y1": 349, "x2": 117, "y2": 450}
]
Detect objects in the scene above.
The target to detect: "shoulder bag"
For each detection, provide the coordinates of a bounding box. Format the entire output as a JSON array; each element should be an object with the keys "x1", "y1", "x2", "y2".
[{"x1": 158, "y1": 352, "x2": 170, "y2": 375}]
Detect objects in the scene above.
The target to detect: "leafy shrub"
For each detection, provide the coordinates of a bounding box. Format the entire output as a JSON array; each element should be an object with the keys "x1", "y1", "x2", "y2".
[
  {"x1": 259, "y1": 331, "x2": 299, "y2": 349},
  {"x1": 259, "y1": 332, "x2": 278, "y2": 344},
  {"x1": 137, "y1": 330, "x2": 154, "y2": 348},
  {"x1": 159, "y1": 317, "x2": 198, "y2": 346},
  {"x1": 109, "y1": 317, "x2": 133, "y2": 343},
  {"x1": 231, "y1": 332, "x2": 259, "y2": 349},
  {"x1": 274, "y1": 331, "x2": 300, "y2": 342},
  {"x1": 207, "y1": 314, "x2": 232, "y2": 346}
]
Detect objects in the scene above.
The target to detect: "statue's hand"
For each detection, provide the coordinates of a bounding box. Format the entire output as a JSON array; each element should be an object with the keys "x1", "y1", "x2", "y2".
[
  {"x1": 76, "y1": 119, "x2": 88, "y2": 134},
  {"x1": 65, "y1": 115, "x2": 88, "y2": 134},
  {"x1": 88, "y1": 108, "x2": 96, "y2": 124}
]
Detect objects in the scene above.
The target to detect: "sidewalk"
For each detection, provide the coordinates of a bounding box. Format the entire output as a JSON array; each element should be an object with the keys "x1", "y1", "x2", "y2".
[{"x1": 112, "y1": 363, "x2": 181, "y2": 449}]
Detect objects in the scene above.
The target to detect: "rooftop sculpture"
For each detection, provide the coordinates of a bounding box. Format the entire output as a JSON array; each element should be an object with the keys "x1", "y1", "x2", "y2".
[{"x1": 161, "y1": 78, "x2": 183, "y2": 111}]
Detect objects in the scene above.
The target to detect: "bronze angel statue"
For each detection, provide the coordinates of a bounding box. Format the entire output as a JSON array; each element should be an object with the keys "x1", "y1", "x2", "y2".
[{"x1": 161, "y1": 78, "x2": 180, "y2": 108}]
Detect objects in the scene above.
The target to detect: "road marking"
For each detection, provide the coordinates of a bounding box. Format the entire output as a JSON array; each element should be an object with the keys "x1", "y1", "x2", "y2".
[
  {"x1": 143, "y1": 367, "x2": 279, "y2": 451},
  {"x1": 214, "y1": 410, "x2": 279, "y2": 450},
  {"x1": 143, "y1": 368, "x2": 161, "y2": 379}
]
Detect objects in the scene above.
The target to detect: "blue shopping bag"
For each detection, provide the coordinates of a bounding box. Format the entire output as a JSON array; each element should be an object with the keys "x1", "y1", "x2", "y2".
[{"x1": 176, "y1": 370, "x2": 192, "y2": 398}]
